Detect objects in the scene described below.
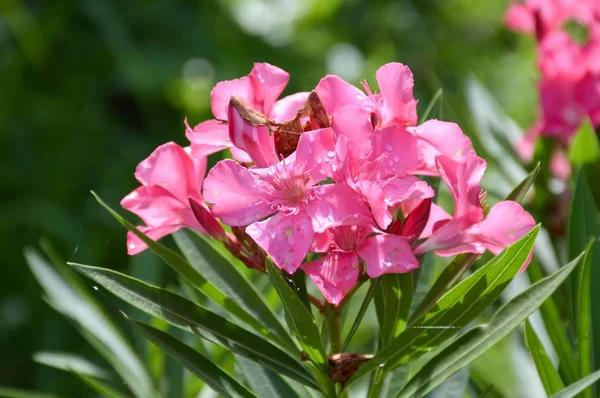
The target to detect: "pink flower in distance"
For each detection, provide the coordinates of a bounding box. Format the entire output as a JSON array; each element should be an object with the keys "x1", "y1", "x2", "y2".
[
  {"x1": 186, "y1": 63, "x2": 308, "y2": 165},
  {"x1": 121, "y1": 142, "x2": 207, "y2": 255},
  {"x1": 302, "y1": 225, "x2": 419, "y2": 305},
  {"x1": 316, "y1": 62, "x2": 418, "y2": 128},
  {"x1": 203, "y1": 128, "x2": 372, "y2": 273}
]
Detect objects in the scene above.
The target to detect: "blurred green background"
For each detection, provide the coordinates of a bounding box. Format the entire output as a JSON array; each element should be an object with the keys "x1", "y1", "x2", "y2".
[{"x1": 1, "y1": 0, "x2": 540, "y2": 395}]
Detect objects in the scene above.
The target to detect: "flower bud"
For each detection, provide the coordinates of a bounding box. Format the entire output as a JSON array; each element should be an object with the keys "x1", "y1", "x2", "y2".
[
  {"x1": 400, "y1": 198, "x2": 432, "y2": 244},
  {"x1": 189, "y1": 197, "x2": 226, "y2": 241}
]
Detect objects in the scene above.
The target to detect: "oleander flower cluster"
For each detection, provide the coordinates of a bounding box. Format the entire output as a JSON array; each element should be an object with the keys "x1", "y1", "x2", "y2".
[
  {"x1": 121, "y1": 62, "x2": 535, "y2": 305},
  {"x1": 505, "y1": 0, "x2": 600, "y2": 178}
]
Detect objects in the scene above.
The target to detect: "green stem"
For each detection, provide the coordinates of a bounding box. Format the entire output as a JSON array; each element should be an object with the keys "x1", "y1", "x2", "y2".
[{"x1": 326, "y1": 304, "x2": 342, "y2": 354}]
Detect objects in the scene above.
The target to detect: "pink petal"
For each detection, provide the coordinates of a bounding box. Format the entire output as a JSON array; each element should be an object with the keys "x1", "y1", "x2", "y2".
[
  {"x1": 354, "y1": 179, "x2": 390, "y2": 229},
  {"x1": 249, "y1": 63, "x2": 290, "y2": 114},
  {"x1": 413, "y1": 216, "x2": 484, "y2": 257},
  {"x1": 315, "y1": 75, "x2": 374, "y2": 116},
  {"x1": 357, "y1": 234, "x2": 419, "y2": 278},
  {"x1": 331, "y1": 105, "x2": 374, "y2": 160},
  {"x1": 302, "y1": 252, "x2": 360, "y2": 306},
  {"x1": 375, "y1": 63, "x2": 418, "y2": 127},
  {"x1": 468, "y1": 201, "x2": 536, "y2": 267},
  {"x1": 228, "y1": 101, "x2": 277, "y2": 167},
  {"x1": 382, "y1": 176, "x2": 434, "y2": 207},
  {"x1": 399, "y1": 197, "x2": 432, "y2": 244},
  {"x1": 121, "y1": 185, "x2": 188, "y2": 227},
  {"x1": 410, "y1": 120, "x2": 475, "y2": 175},
  {"x1": 437, "y1": 154, "x2": 486, "y2": 220},
  {"x1": 134, "y1": 142, "x2": 202, "y2": 204},
  {"x1": 246, "y1": 211, "x2": 314, "y2": 273},
  {"x1": 268, "y1": 92, "x2": 310, "y2": 122},
  {"x1": 203, "y1": 159, "x2": 275, "y2": 226},
  {"x1": 419, "y1": 203, "x2": 452, "y2": 239},
  {"x1": 305, "y1": 183, "x2": 373, "y2": 233},
  {"x1": 185, "y1": 119, "x2": 231, "y2": 151},
  {"x1": 126, "y1": 224, "x2": 182, "y2": 255},
  {"x1": 210, "y1": 75, "x2": 253, "y2": 120},
  {"x1": 372, "y1": 126, "x2": 421, "y2": 176},
  {"x1": 294, "y1": 127, "x2": 337, "y2": 182}
]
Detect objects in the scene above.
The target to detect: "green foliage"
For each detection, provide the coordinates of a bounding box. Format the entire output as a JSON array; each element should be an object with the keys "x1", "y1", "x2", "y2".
[{"x1": 569, "y1": 119, "x2": 600, "y2": 165}]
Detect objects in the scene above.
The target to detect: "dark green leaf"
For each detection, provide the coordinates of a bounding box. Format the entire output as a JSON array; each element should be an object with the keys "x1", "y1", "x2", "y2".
[
  {"x1": 524, "y1": 321, "x2": 564, "y2": 395},
  {"x1": 568, "y1": 173, "x2": 600, "y2": 370},
  {"x1": 125, "y1": 316, "x2": 256, "y2": 398},
  {"x1": 74, "y1": 373, "x2": 130, "y2": 398},
  {"x1": 237, "y1": 356, "x2": 300, "y2": 398},
  {"x1": 0, "y1": 388, "x2": 65, "y2": 398},
  {"x1": 397, "y1": 250, "x2": 585, "y2": 398},
  {"x1": 375, "y1": 273, "x2": 412, "y2": 345},
  {"x1": 577, "y1": 243, "x2": 594, "y2": 398},
  {"x1": 173, "y1": 229, "x2": 293, "y2": 351},
  {"x1": 505, "y1": 162, "x2": 540, "y2": 202},
  {"x1": 342, "y1": 279, "x2": 379, "y2": 352},
  {"x1": 71, "y1": 263, "x2": 316, "y2": 388},
  {"x1": 265, "y1": 260, "x2": 327, "y2": 370}
]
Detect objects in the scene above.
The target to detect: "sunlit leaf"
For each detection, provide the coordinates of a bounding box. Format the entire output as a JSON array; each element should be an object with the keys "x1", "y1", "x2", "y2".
[
  {"x1": 524, "y1": 321, "x2": 564, "y2": 395},
  {"x1": 550, "y1": 369, "x2": 600, "y2": 398},
  {"x1": 397, "y1": 249, "x2": 585, "y2": 397},
  {"x1": 33, "y1": 352, "x2": 112, "y2": 380},
  {"x1": 569, "y1": 119, "x2": 600, "y2": 165}
]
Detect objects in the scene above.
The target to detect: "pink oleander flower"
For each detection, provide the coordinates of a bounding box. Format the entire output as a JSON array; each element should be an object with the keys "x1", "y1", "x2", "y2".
[
  {"x1": 330, "y1": 106, "x2": 434, "y2": 229},
  {"x1": 302, "y1": 225, "x2": 419, "y2": 305},
  {"x1": 505, "y1": 0, "x2": 597, "y2": 37},
  {"x1": 186, "y1": 63, "x2": 308, "y2": 165},
  {"x1": 121, "y1": 142, "x2": 207, "y2": 255},
  {"x1": 203, "y1": 128, "x2": 372, "y2": 273},
  {"x1": 315, "y1": 62, "x2": 418, "y2": 128},
  {"x1": 414, "y1": 154, "x2": 536, "y2": 267}
]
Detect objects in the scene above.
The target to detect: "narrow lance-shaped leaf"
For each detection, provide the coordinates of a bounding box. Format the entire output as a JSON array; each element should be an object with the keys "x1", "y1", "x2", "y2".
[
  {"x1": 33, "y1": 352, "x2": 112, "y2": 380},
  {"x1": 397, "y1": 248, "x2": 586, "y2": 398},
  {"x1": 527, "y1": 261, "x2": 579, "y2": 384},
  {"x1": 236, "y1": 356, "x2": 301, "y2": 398},
  {"x1": 524, "y1": 320, "x2": 565, "y2": 395},
  {"x1": 70, "y1": 263, "x2": 317, "y2": 389},
  {"x1": 24, "y1": 249, "x2": 156, "y2": 398},
  {"x1": 550, "y1": 369, "x2": 600, "y2": 398},
  {"x1": 74, "y1": 373, "x2": 130, "y2": 398},
  {"x1": 568, "y1": 173, "x2": 600, "y2": 370},
  {"x1": 374, "y1": 273, "x2": 412, "y2": 345},
  {"x1": 419, "y1": 88, "x2": 443, "y2": 124},
  {"x1": 265, "y1": 260, "x2": 327, "y2": 370},
  {"x1": 577, "y1": 242, "x2": 595, "y2": 398},
  {"x1": 173, "y1": 229, "x2": 294, "y2": 351},
  {"x1": 91, "y1": 192, "x2": 285, "y2": 347},
  {"x1": 124, "y1": 315, "x2": 256, "y2": 398},
  {"x1": 342, "y1": 279, "x2": 379, "y2": 352},
  {"x1": 569, "y1": 119, "x2": 600, "y2": 165},
  {"x1": 345, "y1": 226, "x2": 540, "y2": 387}
]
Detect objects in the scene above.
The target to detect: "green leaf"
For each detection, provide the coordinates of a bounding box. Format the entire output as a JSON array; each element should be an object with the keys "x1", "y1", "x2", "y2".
[
  {"x1": 397, "y1": 249, "x2": 586, "y2": 398},
  {"x1": 91, "y1": 192, "x2": 279, "y2": 344},
  {"x1": 374, "y1": 273, "x2": 413, "y2": 345},
  {"x1": 342, "y1": 279, "x2": 379, "y2": 352},
  {"x1": 0, "y1": 388, "x2": 65, "y2": 398},
  {"x1": 125, "y1": 315, "x2": 256, "y2": 398},
  {"x1": 74, "y1": 373, "x2": 130, "y2": 398},
  {"x1": 237, "y1": 356, "x2": 300, "y2": 398},
  {"x1": 265, "y1": 260, "x2": 327, "y2": 370},
  {"x1": 568, "y1": 173, "x2": 600, "y2": 370},
  {"x1": 24, "y1": 249, "x2": 156, "y2": 398},
  {"x1": 407, "y1": 254, "x2": 477, "y2": 325},
  {"x1": 505, "y1": 162, "x2": 540, "y2": 202},
  {"x1": 33, "y1": 352, "x2": 112, "y2": 380},
  {"x1": 419, "y1": 88, "x2": 443, "y2": 124},
  {"x1": 527, "y1": 261, "x2": 579, "y2": 384},
  {"x1": 569, "y1": 119, "x2": 600, "y2": 165},
  {"x1": 524, "y1": 320, "x2": 565, "y2": 395},
  {"x1": 345, "y1": 226, "x2": 540, "y2": 387},
  {"x1": 173, "y1": 229, "x2": 294, "y2": 351},
  {"x1": 550, "y1": 369, "x2": 600, "y2": 398},
  {"x1": 70, "y1": 263, "x2": 317, "y2": 388},
  {"x1": 577, "y1": 242, "x2": 594, "y2": 398}
]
